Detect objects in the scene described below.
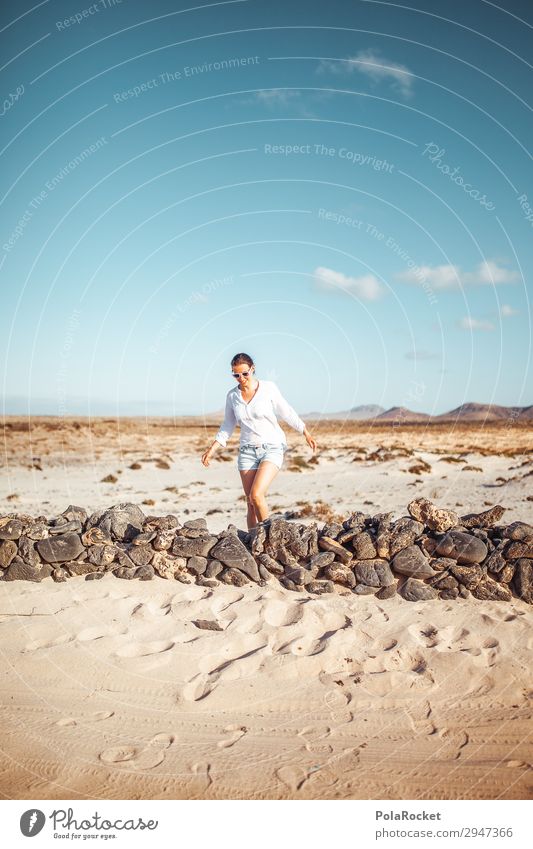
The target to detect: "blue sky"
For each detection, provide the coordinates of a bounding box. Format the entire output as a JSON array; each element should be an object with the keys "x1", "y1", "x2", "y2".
[{"x1": 1, "y1": 0, "x2": 532, "y2": 416}]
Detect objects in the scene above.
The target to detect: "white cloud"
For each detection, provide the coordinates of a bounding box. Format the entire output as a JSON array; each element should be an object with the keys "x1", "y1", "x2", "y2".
[
  {"x1": 317, "y1": 49, "x2": 414, "y2": 99},
  {"x1": 397, "y1": 260, "x2": 520, "y2": 291},
  {"x1": 254, "y1": 90, "x2": 300, "y2": 107},
  {"x1": 314, "y1": 266, "x2": 384, "y2": 301},
  {"x1": 500, "y1": 304, "x2": 518, "y2": 317},
  {"x1": 459, "y1": 317, "x2": 495, "y2": 331}
]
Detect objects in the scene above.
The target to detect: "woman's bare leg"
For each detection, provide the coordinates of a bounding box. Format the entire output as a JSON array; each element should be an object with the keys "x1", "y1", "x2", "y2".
[
  {"x1": 239, "y1": 469, "x2": 259, "y2": 529},
  {"x1": 249, "y1": 461, "x2": 280, "y2": 524}
]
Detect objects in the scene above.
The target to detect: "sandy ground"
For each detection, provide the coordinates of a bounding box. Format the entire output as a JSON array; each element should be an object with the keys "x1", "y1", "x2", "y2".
[{"x1": 0, "y1": 418, "x2": 532, "y2": 799}]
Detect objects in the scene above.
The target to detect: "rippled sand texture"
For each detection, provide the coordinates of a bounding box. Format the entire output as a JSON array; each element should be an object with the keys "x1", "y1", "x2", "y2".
[{"x1": 1, "y1": 574, "x2": 531, "y2": 800}]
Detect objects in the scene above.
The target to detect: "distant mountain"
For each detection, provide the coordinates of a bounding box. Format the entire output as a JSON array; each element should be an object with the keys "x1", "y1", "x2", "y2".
[
  {"x1": 301, "y1": 404, "x2": 385, "y2": 420},
  {"x1": 375, "y1": 406, "x2": 431, "y2": 423},
  {"x1": 436, "y1": 402, "x2": 529, "y2": 422}
]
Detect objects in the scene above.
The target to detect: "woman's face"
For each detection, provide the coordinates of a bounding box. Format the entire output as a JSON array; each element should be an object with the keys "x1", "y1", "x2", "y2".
[{"x1": 231, "y1": 363, "x2": 254, "y2": 389}]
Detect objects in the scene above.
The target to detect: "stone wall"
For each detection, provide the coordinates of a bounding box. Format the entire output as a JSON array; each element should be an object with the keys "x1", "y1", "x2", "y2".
[{"x1": 0, "y1": 499, "x2": 532, "y2": 604}]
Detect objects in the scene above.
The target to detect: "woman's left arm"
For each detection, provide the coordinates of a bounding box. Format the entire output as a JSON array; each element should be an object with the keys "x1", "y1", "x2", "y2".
[{"x1": 271, "y1": 383, "x2": 317, "y2": 452}]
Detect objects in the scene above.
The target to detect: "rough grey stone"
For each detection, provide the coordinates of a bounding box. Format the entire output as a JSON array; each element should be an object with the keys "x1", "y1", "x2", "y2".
[
  {"x1": 87, "y1": 502, "x2": 146, "y2": 542},
  {"x1": 187, "y1": 555, "x2": 208, "y2": 575},
  {"x1": 352, "y1": 531, "x2": 378, "y2": 560},
  {"x1": 5, "y1": 558, "x2": 53, "y2": 582},
  {"x1": 502, "y1": 521, "x2": 533, "y2": 543},
  {"x1": 36, "y1": 533, "x2": 84, "y2": 564},
  {"x1": 401, "y1": 578, "x2": 438, "y2": 601},
  {"x1": 128, "y1": 545, "x2": 154, "y2": 567},
  {"x1": 392, "y1": 545, "x2": 435, "y2": 578},
  {"x1": 172, "y1": 534, "x2": 218, "y2": 558},
  {"x1": 219, "y1": 567, "x2": 250, "y2": 586},
  {"x1": 435, "y1": 531, "x2": 488, "y2": 564},
  {"x1": 210, "y1": 535, "x2": 260, "y2": 581},
  {"x1": 513, "y1": 559, "x2": 533, "y2": 603},
  {"x1": 318, "y1": 536, "x2": 352, "y2": 564},
  {"x1": 0, "y1": 540, "x2": 17, "y2": 568}
]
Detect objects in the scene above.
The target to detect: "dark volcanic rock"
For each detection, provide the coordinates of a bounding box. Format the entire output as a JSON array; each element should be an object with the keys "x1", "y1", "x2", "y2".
[
  {"x1": 448, "y1": 563, "x2": 484, "y2": 590},
  {"x1": 210, "y1": 535, "x2": 260, "y2": 581},
  {"x1": 87, "y1": 544, "x2": 116, "y2": 567},
  {"x1": 66, "y1": 561, "x2": 102, "y2": 576},
  {"x1": 61, "y1": 505, "x2": 88, "y2": 525},
  {"x1": 144, "y1": 515, "x2": 180, "y2": 532},
  {"x1": 435, "y1": 531, "x2": 488, "y2": 564},
  {"x1": 389, "y1": 517, "x2": 424, "y2": 558},
  {"x1": 323, "y1": 562, "x2": 355, "y2": 588},
  {"x1": 307, "y1": 580, "x2": 335, "y2": 594},
  {"x1": 408, "y1": 498, "x2": 459, "y2": 533},
  {"x1": 192, "y1": 619, "x2": 223, "y2": 631},
  {"x1": 113, "y1": 566, "x2": 138, "y2": 580},
  {"x1": 257, "y1": 552, "x2": 284, "y2": 576},
  {"x1": 318, "y1": 536, "x2": 352, "y2": 564},
  {"x1": 219, "y1": 567, "x2": 250, "y2": 586},
  {"x1": 352, "y1": 531, "x2": 378, "y2": 560},
  {"x1": 504, "y1": 541, "x2": 533, "y2": 560},
  {"x1": 5, "y1": 558, "x2": 53, "y2": 582},
  {"x1": 376, "y1": 583, "x2": 398, "y2": 600},
  {"x1": 461, "y1": 505, "x2": 505, "y2": 529},
  {"x1": 354, "y1": 559, "x2": 395, "y2": 588},
  {"x1": 308, "y1": 551, "x2": 335, "y2": 569},
  {"x1": 353, "y1": 583, "x2": 380, "y2": 595},
  {"x1": 471, "y1": 576, "x2": 511, "y2": 601},
  {"x1": 392, "y1": 545, "x2": 435, "y2": 578},
  {"x1": 172, "y1": 534, "x2": 218, "y2": 558},
  {"x1": 401, "y1": 578, "x2": 438, "y2": 601},
  {"x1": 187, "y1": 555, "x2": 208, "y2": 575},
  {"x1": 135, "y1": 564, "x2": 154, "y2": 581},
  {"x1": 513, "y1": 559, "x2": 533, "y2": 604},
  {"x1": 0, "y1": 518, "x2": 24, "y2": 540},
  {"x1": 127, "y1": 545, "x2": 154, "y2": 567},
  {"x1": 85, "y1": 572, "x2": 105, "y2": 581},
  {"x1": 0, "y1": 540, "x2": 17, "y2": 568},
  {"x1": 205, "y1": 559, "x2": 224, "y2": 578},
  {"x1": 49, "y1": 519, "x2": 82, "y2": 535},
  {"x1": 87, "y1": 503, "x2": 146, "y2": 542},
  {"x1": 502, "y1": 521, "x2": 533, "y2": 543},
  {"x1": 36, "y1": 533, "x2": 84, "y2": 564}
]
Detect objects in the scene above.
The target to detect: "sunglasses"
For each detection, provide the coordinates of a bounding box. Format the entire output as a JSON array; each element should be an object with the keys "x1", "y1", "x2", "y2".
[{"x1": 232, "y1": 370, "x2": 251, "y2": 378}]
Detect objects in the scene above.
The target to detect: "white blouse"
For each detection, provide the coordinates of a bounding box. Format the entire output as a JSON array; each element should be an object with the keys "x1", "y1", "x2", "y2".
[{"x1": 214, "y1": 380, "x2": 306, "y2": 448}]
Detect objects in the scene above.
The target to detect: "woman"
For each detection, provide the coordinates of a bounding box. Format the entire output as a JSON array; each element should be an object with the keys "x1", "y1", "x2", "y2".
[{"x1": 201, "y1": 353, "x2": 317, "y2": 529}]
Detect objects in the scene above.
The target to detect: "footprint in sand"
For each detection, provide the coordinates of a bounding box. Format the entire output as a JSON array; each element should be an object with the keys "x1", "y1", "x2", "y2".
[
  {"x1": 276, "y1": 764, "x2": 309, "y2": 793},
  {"x1": 116, "y1": 640, "x2": 175, "y2": 658},
  {"x1": 270, "y1": 634, "x2": 327, "y2": 656},
  {"x1": 324, "y1": 687, "x2": 353, "y2": 725},
  {"x1": 217, "y1": 725, "x2": 247, "y2": 749},
  {"x1": 56, "y1": 710, "x2": 114, "y2": 727},
  {"x1": 263, "y1": 600, "x2": 304, "y2": 627},
  {"x1": 189, "y1": 762, "x2": 212, "y2": 796},
  {"x1": 298, "y1": 725, "x2": 333, "y2": 754},
  {"x1": 99, "y1": 733, "x2": 176, "y2": 769},
  {"x1": 100, "y1": 746, "x2": 138, "y2": 764},
  {"x1": 183, "y1": 672, "x2": 219, "y2": 702},
  {"x1": 406, "y1": 699, "x2": 436, "y2": 736},
  {"x1": 24, "y1": 634, "x2": 74, "y2": 652},
  {"x1": 438, "y1": 728, "x2": 469, "y2": 760}
]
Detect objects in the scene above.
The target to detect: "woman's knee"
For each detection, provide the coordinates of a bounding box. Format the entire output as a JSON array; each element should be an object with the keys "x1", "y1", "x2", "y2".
[{"x1": 249, "y1": 488, "x2": 265, "y2": 506}]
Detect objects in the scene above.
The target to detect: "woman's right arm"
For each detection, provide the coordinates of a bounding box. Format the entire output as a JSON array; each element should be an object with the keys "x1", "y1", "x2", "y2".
[{"x1": 201, "y1": 393, "x2": 237, "y2": 466}]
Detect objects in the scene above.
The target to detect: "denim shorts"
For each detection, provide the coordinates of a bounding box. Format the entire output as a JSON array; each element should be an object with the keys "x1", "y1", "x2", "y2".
[{"x1": 237, "y1": 442, "x2": 286, "y2": 471}]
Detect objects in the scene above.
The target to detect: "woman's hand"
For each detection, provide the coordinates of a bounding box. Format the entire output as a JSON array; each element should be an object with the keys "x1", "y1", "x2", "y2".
[
  {"x1": 303, "y1": 428, "x2": 317, "y2": 454},
  {"x1": 201, "y1": 448, "x2": 213, "y2": 467}
]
